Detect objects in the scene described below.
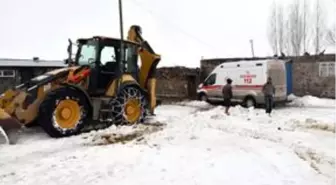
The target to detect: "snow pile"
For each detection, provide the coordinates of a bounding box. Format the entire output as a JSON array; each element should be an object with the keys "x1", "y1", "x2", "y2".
[
  {"x1": 288, "y1": 95, "x2": 335, "y2": 108},
  {"x1": 175, "y1": 100, "x2": 213, "y2": 109},
  {"x1": 287, "y1": 118, "x2": 335, "y2": 133},
  {"x1": 287, "y1": 93, "x2": 298, "y2": 101}
]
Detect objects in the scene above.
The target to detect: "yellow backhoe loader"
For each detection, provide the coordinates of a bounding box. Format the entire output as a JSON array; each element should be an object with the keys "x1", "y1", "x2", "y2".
[{"x1": 0, "y1": 25, "x2": 161, "y2": 144}]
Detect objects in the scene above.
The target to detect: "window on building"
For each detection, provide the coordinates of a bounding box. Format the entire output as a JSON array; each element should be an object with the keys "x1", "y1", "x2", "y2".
[
  {"x1": 0, "y1": 70, "x2": 15, "y2": 77},
  {"x1": 319, "y1": 62, "x2": 335, "y2": 77}
]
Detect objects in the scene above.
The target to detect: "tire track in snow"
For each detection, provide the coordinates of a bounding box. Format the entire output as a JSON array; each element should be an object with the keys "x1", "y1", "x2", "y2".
[
  {"x1": 183, "y1": 104, "x2": 335, "y2": 179},
  {"x1": 143, "y1": 104, "x2": 331, "y2": 184}
]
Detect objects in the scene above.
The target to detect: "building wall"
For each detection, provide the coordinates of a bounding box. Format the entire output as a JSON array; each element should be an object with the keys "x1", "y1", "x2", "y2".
[
  {"x1": 292, "y1": 55, "x2": 335, "y2": 98},
  {"x1": 200, "y1": 54, "x2": 335, "y2": 98},
  {"x1": 0, "y1": 66, "x2": 200, "y2": 102},
  {"x1": 0, "y1": 67, "x2": 60, "y2": 93},
  {"x1": 156, "y1": 67, "x2": 199, "y2": 101},
  {"x1": 0, "y1": 68, "x2": 20, "y2": 93}
]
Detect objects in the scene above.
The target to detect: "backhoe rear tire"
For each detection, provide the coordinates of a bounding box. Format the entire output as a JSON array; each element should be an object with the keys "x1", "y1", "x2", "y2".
[{"x1": 38, "y1": 87, "x2": 89, "y2": 138}]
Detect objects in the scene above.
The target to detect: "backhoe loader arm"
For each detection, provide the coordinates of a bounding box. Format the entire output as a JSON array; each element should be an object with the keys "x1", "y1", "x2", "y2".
[
  {"x1": 127, "y1": 25, "x2": 161, "y2": 88},
  {"x1": 127, "y1": 25, "x2": 161, "y2": 114}
]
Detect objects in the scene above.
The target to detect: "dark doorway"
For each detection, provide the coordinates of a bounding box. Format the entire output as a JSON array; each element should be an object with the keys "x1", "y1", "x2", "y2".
[
  {"x1": 187, "y1": 75, "x2": 197, "y2": 100},
  {"x1": 19, "y1": 68, "x2": 34, "y2": 83}
]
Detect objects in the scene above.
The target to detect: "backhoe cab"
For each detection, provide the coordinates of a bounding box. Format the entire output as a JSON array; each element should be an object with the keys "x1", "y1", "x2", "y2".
[
  {"x1": 0, "y1": 25, "x2": 161, "y2": 140},
  {"x1": 67, "y1": 36, "x2": 141, "y2": 95}
]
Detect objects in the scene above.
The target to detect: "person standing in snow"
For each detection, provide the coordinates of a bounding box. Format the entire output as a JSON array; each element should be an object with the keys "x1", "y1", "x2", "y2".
[
  {"x1": 262, "y1": 77, "x2": 275, "y2": 116},
  {"x1": 222, "y1": 78, "x2": 233, "y2": 115}
]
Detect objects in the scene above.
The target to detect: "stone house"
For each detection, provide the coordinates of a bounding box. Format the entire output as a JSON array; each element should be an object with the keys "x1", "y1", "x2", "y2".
[
  {"x1": 291, "y1": 54, "x2": 335, "y2": 98},
  {"x1": 0, "y1": 58, "x2": 66, "y2": 93},
  {"x1": 200, "y1": 54, "x2": 335, "y2": 98},
  {"x1": 156, "y1": 67, "x2": 200, "y2": 102}
]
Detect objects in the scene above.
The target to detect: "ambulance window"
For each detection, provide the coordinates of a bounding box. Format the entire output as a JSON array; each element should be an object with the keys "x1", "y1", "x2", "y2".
[{"x1": 204, "y1": 73, "x2": 216, "y2": 85}]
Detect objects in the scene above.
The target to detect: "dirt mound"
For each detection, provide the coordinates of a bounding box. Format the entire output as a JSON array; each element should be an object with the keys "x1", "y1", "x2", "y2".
[{"x1": 82, "y1": 122, "x2": 166, "y2": 146}]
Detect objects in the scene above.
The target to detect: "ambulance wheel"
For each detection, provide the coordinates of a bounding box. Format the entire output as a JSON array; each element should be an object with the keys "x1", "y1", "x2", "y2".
[
  {"x1": 243, "y1": 96, "x2": 256, "y2": 108},
  {"x1": 198, "y1": 93, "x2": 208, "y2": 102}
]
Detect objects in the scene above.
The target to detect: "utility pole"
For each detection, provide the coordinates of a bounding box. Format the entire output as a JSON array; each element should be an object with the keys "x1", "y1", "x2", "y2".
[
  {"x1": 118, "y1": 0, "x2": 125, "y2": 72},
  {"x1": 249, "y1": 39, "x2": 255, "y2": 57}
]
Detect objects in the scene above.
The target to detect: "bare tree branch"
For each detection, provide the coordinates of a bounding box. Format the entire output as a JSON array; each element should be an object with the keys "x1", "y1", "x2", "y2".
[
  {"x1": 267, "y1": 0, "x2": 278, "y2": 55},
  {"x1": 277, "y1": 3, "x2": 285, "y2": 54},
  {"x1": 312, "y1": 0, "x2": 328, "y2": 54},
  {"x1": 302, "y1": 0, "x2": 312, "y2": 52},
  {"x1": 266, "y1": 0, "x2": 332, "y2": 56},
  {"x1": 287, "y1": 0, "x2": 304, "y2": 56},
  {"x1": 326, "y1": 24, "x2": 336, "y2": 45},
  {"x1": 325, "y1": 0, "x2": 335, "y2": 46}
]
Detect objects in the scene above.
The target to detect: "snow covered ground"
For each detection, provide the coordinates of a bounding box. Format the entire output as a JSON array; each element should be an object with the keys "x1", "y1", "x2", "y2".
[{"x1": 0, "y1": 95, "x2": 335, "y2": 185}]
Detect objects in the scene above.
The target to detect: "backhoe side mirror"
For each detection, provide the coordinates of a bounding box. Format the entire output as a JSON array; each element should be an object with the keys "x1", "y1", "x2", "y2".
[{"x1": 66, "y1": 38, "x2": 73, "y2": 64}]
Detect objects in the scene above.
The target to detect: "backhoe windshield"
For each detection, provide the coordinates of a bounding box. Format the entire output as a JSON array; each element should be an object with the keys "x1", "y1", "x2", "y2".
[
  {"x1": 75, "y1": 39, "x2": 139, "y2": 75},
  {"x1": 77, "y1": 41, "x2": 97, "y2": 66},
  {"x1": 125, "y1": 44, "x2": 139, "y2": 74}
]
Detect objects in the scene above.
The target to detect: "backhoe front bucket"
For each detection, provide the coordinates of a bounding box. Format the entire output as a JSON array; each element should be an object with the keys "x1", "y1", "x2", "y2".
[{"x1": 0, "y1": 108, "x2": 22, "y2": 144}]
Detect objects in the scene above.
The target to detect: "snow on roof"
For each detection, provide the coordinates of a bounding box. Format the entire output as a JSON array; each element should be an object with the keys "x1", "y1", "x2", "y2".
[{"x1": 0, "y1": 58, "x2": 67, "y2": 67}]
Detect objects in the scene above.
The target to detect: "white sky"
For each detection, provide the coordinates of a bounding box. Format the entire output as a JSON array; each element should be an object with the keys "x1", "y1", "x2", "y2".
[{"x1": 0, "y1": 0, "x2": 334, "y2": 67}]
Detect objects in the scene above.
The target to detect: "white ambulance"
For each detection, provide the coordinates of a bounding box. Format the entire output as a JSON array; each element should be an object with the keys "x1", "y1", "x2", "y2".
[{"x1": 197, "y1": 58, "x2": 288, "y2": 107}]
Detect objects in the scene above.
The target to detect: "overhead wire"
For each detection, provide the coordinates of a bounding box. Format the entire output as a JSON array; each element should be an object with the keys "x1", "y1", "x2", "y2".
[{"x1": 127, "y1": 0, "x2": 220, "y2": 56}]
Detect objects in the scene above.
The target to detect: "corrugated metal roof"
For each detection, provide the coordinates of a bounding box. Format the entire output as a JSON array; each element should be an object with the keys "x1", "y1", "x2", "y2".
[{"x1": 0, "y1": 58, "x2": 67, "y2": 67}]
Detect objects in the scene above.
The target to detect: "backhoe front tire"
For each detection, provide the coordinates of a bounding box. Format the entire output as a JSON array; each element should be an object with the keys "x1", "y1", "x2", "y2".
[
  {"x1": 111, "y1": 85, "x2": 148, "y2": 125},
  {"x1": 38, "y1": 87, "x2": 89, "y2": 138}
]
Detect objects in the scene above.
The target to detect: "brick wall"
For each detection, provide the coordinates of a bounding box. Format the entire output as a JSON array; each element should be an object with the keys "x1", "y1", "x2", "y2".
[{"x1": 200, "y1": 54, "x2": 335, "y2": 98}]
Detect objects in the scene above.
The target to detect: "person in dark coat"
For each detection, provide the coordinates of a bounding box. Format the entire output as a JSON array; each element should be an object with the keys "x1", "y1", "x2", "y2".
[
  {"x1": 222, "y1": 78, "x2": 233, "y2": 115},
  {"x1": 262, "y1": 77, "x2": 275, "y2": 116}
]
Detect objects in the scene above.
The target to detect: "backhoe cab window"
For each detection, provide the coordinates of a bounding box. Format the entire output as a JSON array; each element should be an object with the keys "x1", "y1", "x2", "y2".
[
  {"x1": 78, "y1": 42, "x2": 97, "y2": 66},
  {"x1": 125, "y1": 44, "x2": 138, "y2": 73},
  {"x1": 100, "y1": 46, "x2": 116, "y2": 65}
]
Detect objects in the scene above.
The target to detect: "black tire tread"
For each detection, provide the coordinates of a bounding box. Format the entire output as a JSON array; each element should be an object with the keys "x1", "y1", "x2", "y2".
[
  {"x1": 38, "y1": 87, "x2": 89, "y2": 138},
  {"x1": 243, "y1": 96, "x2": 256, "y2": 108},
  {"x1": 112, "y1": 85, "x2": 148, "y2": 125}
]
